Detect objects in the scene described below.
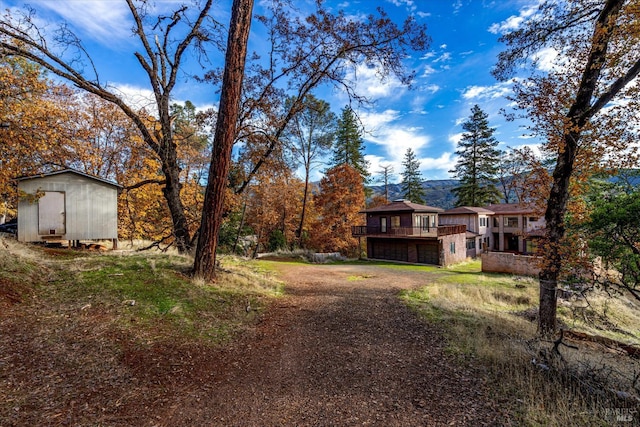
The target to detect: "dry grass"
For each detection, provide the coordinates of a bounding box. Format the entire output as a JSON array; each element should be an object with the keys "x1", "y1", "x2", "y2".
[{"x1": 403, "y1": 260, "x2": 640, "y2": 426}]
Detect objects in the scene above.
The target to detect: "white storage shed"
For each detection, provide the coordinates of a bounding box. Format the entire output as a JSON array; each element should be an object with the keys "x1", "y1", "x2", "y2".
[{"x1": 16, "y1": 169, "x2": 121, "y2": 247}]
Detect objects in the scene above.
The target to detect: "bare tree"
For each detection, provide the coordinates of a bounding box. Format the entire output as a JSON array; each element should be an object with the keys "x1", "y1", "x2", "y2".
[
  {"x1": 192, "y1": 1, "x2": 429, "y2": 279},
  {"x1": 377, "y1": 164, "x2": 395, "y2": 203},
  {"x1": 226, "y1": 0, "x2": 429, "y2": 195},
  {"x1": 0, "y1": 1, "x2": 222, "y2": 252}
]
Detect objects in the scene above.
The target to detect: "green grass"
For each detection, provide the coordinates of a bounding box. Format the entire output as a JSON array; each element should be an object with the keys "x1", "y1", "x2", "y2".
[
  {"x1": 401, "y1": 259, "x2": 640, "y2": 426},
  {"x1": 0, "y1": 240, "x2": 283, "y2": 345}
]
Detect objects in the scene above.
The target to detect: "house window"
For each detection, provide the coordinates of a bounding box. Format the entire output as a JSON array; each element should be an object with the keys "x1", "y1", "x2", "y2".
[
  {"x1": 391, "y1": 216, "x2": 400, "y2": 228},
  {"x1": 450, "y1": 242, "x2": 455, "y2": 254},
  {"x1": 479, "y1": 217, "x2": 487, "y2": 227},
  {"x1": 466, "y1": 239, "x2": 476, "y2": 250},
  {"x1": 504, "y1": 217, "x2": 519, "y2": 228},
  {"x1": 421, "y1": 216, "x2": 429, "y2": 230},
  {"x1": 415, "y1": 215, "x2": 430, "y2": 230},
  {"x1": 493, "y1": 217, "x2": 499, "y2": 227},
  {"x1": 381, "y1": 217, "x2": 387, "y2": 233}
]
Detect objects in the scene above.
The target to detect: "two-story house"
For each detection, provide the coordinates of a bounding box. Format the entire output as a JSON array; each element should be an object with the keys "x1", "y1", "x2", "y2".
[
  {"x1": 351, "y1": 199, "x2": 466, "y2": 266},
  {"x1": 486, "y1": 203, "x2": 545, "y2": 254},
  {"x1": 438, "y1": 206, "x2": 494, "y2": 258}
]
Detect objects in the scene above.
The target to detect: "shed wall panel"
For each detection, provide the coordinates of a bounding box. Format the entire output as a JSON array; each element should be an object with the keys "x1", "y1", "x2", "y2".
[{"x1": 17, "y1": 172, "x2": 118, "y2": 242}]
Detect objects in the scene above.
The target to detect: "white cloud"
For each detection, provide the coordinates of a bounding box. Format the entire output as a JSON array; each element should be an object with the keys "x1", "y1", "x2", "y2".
[
  {"x1": 488, "y1": 2, "x2": 540, "y2": 35},
  {"x1": 359, "y1": 109, "x2": 402, "y2": 134},
  {"x1": 343, "y1": 63, "x2": 406, "y2": 100},
  {"x1": 359, "y1": 108, "x2": 431, "y2": 168},
  {"x1": 111, "y1": 83, "x2": 157, "y2": 113},
  {"x1": 387, "y1": 0, "x2": 417, "y2": 12},
  {"x1": 367, "y1": 127, "x2": 430, "y2": 170},
  {"x1": 29, "y1": 0, "x2": 133, "y2": 44},
  {"x1": 419, "y1": 152, "x2": 455, "y2": 178},
  {"x1": 462, "y1": 81, "x2": 513, "y2": 100},
  {"x1": 433, "y1": 52, "x2": 452, "y2": 63},
  {"x1": 532, "y1": 47, "x2": 560, "y2": 72},
  {"x1": 356, "y1": 107, "x2": 457, "y2": 180},
  {"x1": 421, "y1": 65, "x2": 437, "y2": 77},
  {"x1": 448, "y1": 132, "x2": 464, "y2": 146},
  {"x1": 423, "y1": 84, "x2": 440, "y2": 94}
]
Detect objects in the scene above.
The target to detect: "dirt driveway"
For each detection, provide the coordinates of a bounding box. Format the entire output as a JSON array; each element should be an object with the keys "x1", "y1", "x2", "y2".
[
  {"x1": 151, "y1": 263, "x2": 502, "y2": 426},
  {"x1": 3, "y1": 262, "x2": 504, "y2": 426}
]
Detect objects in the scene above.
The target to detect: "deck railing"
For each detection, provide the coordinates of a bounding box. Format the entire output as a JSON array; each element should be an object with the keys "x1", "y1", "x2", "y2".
[{"x1": 351, "y1": 224, "x2": 465, "y2": 238}]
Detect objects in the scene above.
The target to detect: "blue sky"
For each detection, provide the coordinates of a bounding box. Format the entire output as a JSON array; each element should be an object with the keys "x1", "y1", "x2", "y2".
[{"x1": 3, "y1": 0, "x2": 543, "y2": 182}]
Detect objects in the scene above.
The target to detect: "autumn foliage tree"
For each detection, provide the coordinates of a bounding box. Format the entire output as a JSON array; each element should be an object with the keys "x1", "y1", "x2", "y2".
[
  {"x1": 1, "y1": 0, "x2": 221, "y2": 252},
  {"x1": 195, "y1": 0, "x2": 429, "y2": 277},
  {"x1": 309, "y1": 164, "x2": 365, "y2": 257},
  {"x1": 494, "y1": 0, "x2": 640, "y2": 335},
  {"x1": 497, "y1": 146, "x2": 552, "y2": 208},
  {"x1": 231, "y1": 2, "x2": 428, "y2": 196},
  {"x1": 244, "y1": 170, "x2": 305, "y2": 254},
  {"x1": 0, "y1": 56, "x2": 91, "y2": 216}
]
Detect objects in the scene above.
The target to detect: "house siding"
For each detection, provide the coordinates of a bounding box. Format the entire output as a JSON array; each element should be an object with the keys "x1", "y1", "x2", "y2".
[
  {"x1": 440, "y1": 212, "x2": 492, "y2": 259},
  {"x1": 365, "y1": 236, "x2": 465, "y2": 267},
  {"x1": 356, "y1": 200, "x2": 465, "y2": 267},
  {"x1": 440, "y1": 233, "x2": 466, "y2": 266}
]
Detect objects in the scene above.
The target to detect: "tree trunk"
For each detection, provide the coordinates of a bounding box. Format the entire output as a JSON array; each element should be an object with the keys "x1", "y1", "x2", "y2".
[
  {"x1": 233, "y1": 202, "x2": 247, "y2": 254},
  {"x1": 538, "y1": 131, "x2": 577, "y2": 335},
  {"x1": 160, "y1": 159, "x2": 192, "y2": 253},
  {"x1": 296, "y1": 167, "x2": 311, "y2": 247},
  {"x1": 193, "y1": 0, "x2": 254, "y2": 280},
  {"x1": 538, "y1": 0, "x2": 625, "y2": 336}
]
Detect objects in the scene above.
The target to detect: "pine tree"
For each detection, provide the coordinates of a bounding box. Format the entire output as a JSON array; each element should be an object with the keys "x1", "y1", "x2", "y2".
[
  {"x1": 450, "y1": 105, "x2": 501, "y2": 207},
  {"x1": 331, "y1": 105, "x2": 370, "y2": 182},
  {"x1": 400, "y1": 148, "x2": 426, "y2": 204}
]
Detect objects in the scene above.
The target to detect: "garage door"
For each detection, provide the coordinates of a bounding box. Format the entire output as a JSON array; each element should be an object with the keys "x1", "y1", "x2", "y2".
[
  {"x1": 371, "y1": 241, "x2": 408, "y2": 262},
  {"x1": 417, "y1": 242, "x2": 439, "y2": 265}
]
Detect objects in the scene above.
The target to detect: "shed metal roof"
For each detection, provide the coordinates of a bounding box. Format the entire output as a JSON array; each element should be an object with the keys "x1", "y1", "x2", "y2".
[{"x1": 14, "y1": 168, "x2": 122, "y2": 188}]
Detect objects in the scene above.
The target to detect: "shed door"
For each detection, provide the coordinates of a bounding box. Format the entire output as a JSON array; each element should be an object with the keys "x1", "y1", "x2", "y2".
[{"x1": 38, "y1": 192, "x2": 66, "y2": 235}]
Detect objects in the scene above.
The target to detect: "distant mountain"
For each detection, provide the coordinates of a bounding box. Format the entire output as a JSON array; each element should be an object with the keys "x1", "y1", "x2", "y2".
[
  {"x1": 368, "y1": 179, "x2": 459, "y2": 209},
  {"x1": 366, "y1": 170, "x2": 640, "y2": 210}
]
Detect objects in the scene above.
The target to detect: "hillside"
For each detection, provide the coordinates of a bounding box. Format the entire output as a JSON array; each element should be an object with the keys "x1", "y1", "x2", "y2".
[{"x1": 368, "y1": 179, "x2": 459, "y2": 209}]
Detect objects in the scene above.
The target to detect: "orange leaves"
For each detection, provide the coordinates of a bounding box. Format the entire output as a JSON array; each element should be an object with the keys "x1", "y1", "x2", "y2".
[
  {"x1": 309, "y1": 164, "x2": 365, "y2": 256},
  {"x1": 0, "y1": 58, "x2": 71, "y2": 208},
  {"x1": 245, "y1": 170, "x2": 305, "y2": 251}
]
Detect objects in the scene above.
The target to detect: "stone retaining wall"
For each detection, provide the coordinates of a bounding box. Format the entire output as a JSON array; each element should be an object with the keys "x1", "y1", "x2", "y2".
[{"x1": 481, "y1": 252, "x2": 541, "y2": 276}]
